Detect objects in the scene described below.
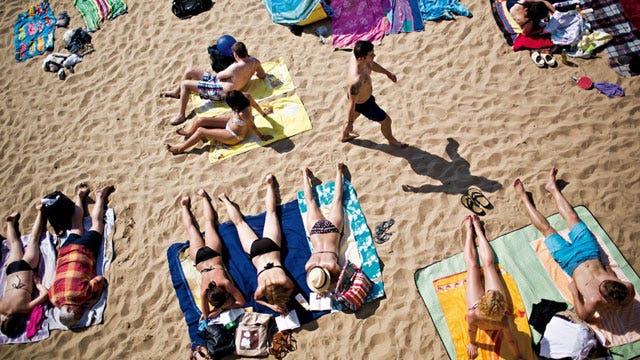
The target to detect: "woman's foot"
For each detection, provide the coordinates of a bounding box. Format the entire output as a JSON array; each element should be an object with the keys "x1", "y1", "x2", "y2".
[
  {"x1": 5, "y1": 212, "x2": 20, "y2": 224},
  {"x1": 166, "y1": 144, "x2": 184, "y2": 155},
  {"x1": 181, "y1": 196, "x2": 191, "y2": 209},
  {"x1": 95, "y1": 185, "x2": 115, "y2": 202},
  {"x1": 264, "y1": 173, "x2": 275, "y2": 185},
  {"x1": 160, "y1": 90, "x2": 179, "y2": 99},
  {"x1": 217, "y1": 193, "x2": 229, "y2": 203},
  {"x1": 176, "y1": 127, "x2": 189, "y2": 137},
  {"x1": 196, "y1": 188, "x2": 211, "y2": 200},
  {"x1": 513, "y1": 178, "x2": 527, "y2": 199},
  {"x1": 76, "y1": 183, "x2": 90, "y2": 199},
  {"x1": 169, "y1": 114, "x2": 186, "y2": 126},
  {"x1": 545, "y1": 167, "x2": 559, "y2": 193},
  {"x1": 471, "y1": 214, "x2": 484, "y2": 235}
]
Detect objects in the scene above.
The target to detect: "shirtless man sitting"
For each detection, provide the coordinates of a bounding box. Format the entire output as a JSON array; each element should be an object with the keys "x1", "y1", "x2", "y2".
[
  {"x1": 301, "y1": 164, "x2": 345, "y2": 294},
  {"x1": 0, "y1": 207, "x2": 49, "y2": 338},
  {"x1": 514, "y1": 167, "x2": 635, "y2": 321},
  {"x1": 341, "y1": 40, "x2": 406, "y2": 147},
  {"x1": 162, "y1": 42, "x2": 271, "y2": 125}
]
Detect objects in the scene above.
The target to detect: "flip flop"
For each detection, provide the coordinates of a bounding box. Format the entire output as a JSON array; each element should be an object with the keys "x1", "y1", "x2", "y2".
[
  {"x1": 375, "y1": 218, "x2": 395, "y2": 237},
  {"x1": 531, "y1": 51, "x2": 546, "y2": 68},
  {"x1": 542, "y1": 53, "x2": 557, "y2": 67},
  {"x1": 466, "y1": 188, "x2": 493, "y2": 210},
  {"x1": 375, "y1": 232, "x2": 392, "y2": 244},
  {"x1": 460, "y1": 194, "x2": 485, "y2": 216}
]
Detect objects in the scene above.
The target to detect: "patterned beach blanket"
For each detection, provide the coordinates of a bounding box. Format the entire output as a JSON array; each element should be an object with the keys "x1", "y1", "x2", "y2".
[
  {"x1": 418, "y1": 0, "x2": 472, "y2": 21},
  {"x1": 14, "y1": 1, "x2": 55, "y2": 62},
  {"x1": 331, "y1": 0, "x2": 391, "y2": 48},
  {"x1": 74, "y1": 0, "x2": 128, "y2": 32},
  {"x1": 296, "y1": 178, "x2": 385, "y2": 310},
  {"x1": 582, "y1": 0, "x2": 640, "y2": 76},
  {"x1": 383, "y1": 0, "x2": 425, "y2": 34},
  {"x1": 263, "y1": 0, "x2": 321, "y2": 25}
]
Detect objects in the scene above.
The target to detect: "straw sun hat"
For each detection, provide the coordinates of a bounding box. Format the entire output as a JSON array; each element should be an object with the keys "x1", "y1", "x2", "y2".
[{"x1": 306, "y1": 266, "x2": 331, "y2": 293}]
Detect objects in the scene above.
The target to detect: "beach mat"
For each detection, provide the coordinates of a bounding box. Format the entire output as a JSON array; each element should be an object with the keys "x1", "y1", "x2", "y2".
[
  {"x1": 13, "y1": 1, "x2": 55, "y2": 61},
  {"x1": 417, "y1": 0, "x2": 472, "y2": 22},
  {"x1": 191, "y1": 57, "x2": 295, "y2": 115},
  {"x1": 490, "y1": 0, "x2": 520, "y2": 46},
  {"x1": 296, "y1": 177, "x2": 384, "y2": 309},
  {"x1": 384, "y1": 0, "x2": 425, "y2": 34},
  {"x1": 263, "y1": 0, "x2": 322, "y2": 25},
  {"x1": 167, "y1": 200, "x2": 328, "y2": 349},
  {"x1": 74, "y1": 0, "x2": 128, "y2": 32},
  {"x1": 0, "y1": 232, "x2": 56, "y2": 344},
  {"x1": 206, "y1": 94, "x2": 312, "y2": 163},
  {"x1": 330, "y1": 0, "x2": 391, "y2": 48},
  {"x1": 415, "y1": 206, "x2": 640, "y2": 359}
]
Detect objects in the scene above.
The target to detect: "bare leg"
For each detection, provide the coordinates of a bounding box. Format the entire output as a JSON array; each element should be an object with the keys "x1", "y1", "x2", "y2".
[
  {"x1": 218, "y1": 193, "x2": 258, "y2": 254},
  {"x1": 545, "y1": 167, "x2": 580, "y2": 229},
  {"x1": 463, "y1": 215, "x2": 483, "y2": 308},
  {"x1": 5, "y1": 212, "x2": 23, "y2": 264},
  {"x1": 473, "y1": 215, "x2": 508, "y2": 298},
  {"x1": 23, "y1": 205, "x2": 46, "y2": 268},
  {"x1": 167, "y1": 128, "x2": 237, "y2": 155},
  {"x1": 161, "y1": 68, "x2": 207, "y2": 98},
  {"x1": 301, "y1": 167, "x2": 325, "y2": 233},
  {"x1": 341, "y1": 111, "x2": 360, "y2": 142},
  {"x1": 169, "y1": 80, "x2": 200, "y2": 126},
  {"x1": 70, "y1": 184, "x2": 90, "y2": 236},
  {"x1": 181, "y1": 196, "x2": 205, "y2": 262},
  {"x1": 327, "y1": 163, "x2": 345, "y2": 230},
  {"x1": 513, "y1": 178, "x2": 556, "y2": 237},
  {"x1": 380, "y1": 116, "x2": 407, "y2": 148},
  {"x1": 262, "y1": 174, "x2": 282, "y2": 246},
  {"x1": 198, "y1": 189, "x2": 223, "y2": 254},
  {"x1": 88, "y1": 185, "x2": 115, "y2": 235},
  {"x1": 177, "y1": 116, "x2": 229, "y2": 137}
]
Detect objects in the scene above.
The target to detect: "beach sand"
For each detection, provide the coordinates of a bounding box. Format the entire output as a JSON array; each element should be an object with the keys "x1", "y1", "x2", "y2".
[{"x1": 0, "y1": 0, "x2": 638, "y2": 358}]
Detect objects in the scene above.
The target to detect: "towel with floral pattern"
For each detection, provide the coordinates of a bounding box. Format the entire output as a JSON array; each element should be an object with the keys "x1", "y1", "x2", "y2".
[{"x1": 14, "y1": 1, "x2": 55, "y2": 61}]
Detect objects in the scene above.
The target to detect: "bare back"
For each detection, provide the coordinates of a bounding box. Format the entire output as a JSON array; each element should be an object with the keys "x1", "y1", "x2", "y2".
[
  {"x1": 306, "y1": 234, "x2": 341, "y2": 279},
  {"x1": 347, "y1": 57, "x2": 373, "y2": 104},
  {"x1": 1, "y1": 271, "x2": 35, "y2": 314},
  {"x1": 572, "y1": 259, "x2": 633, "y2": 312},
  {"x1": 217, "y1": 57, "x2": 264, "y2": 92}
]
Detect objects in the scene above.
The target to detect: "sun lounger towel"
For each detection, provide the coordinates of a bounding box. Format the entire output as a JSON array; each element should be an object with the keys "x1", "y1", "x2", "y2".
[
  {"x1": 200, "y1": 94, "x2": 312, "y2": 163},
  {"x1": 418, "y1": 0, "x2": 472, "y2": 21},
  {"x1": 415, "y1": 254, "x2": 534, "y2": 359},
  {"x1": 417, "y1": 205, "x2": 640, "y2": 360},
  {"x1": 263, "y1": 0, "x2": 321, "y2": 25},
  {"x1": 330, "y1": 0, "x2": 391, "y2": 49},
  {"x1": 296, "y1": 178, "x2": 385, "y2": 310},
  {"x1": 0, "y1": 232, "x2": 56, "y2": 344},
  {"x1": 74, "y1": 0, "x2": 127, "y2": 32},
  {"x1": 531, "y1": 208, "x2": 640, "y2": 348},
  {"x1": 581, "y1": 0, "x2": 640, "y2": 76},
  {"x1": 13, "y1": 1, "x2": 55, "y2": 62},
  {"x1": 46, "y1": 208, "x2": 116, "y2": 330},
  {"x1": 167, "y1": 200, "x2": 328, "y2": 349},
  {"x1": 383, "y1": 0, "x2": 425, "y2": 34}
]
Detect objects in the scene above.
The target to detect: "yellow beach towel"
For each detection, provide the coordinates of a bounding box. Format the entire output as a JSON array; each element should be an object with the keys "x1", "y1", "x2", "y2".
[
  {"x1": 433, "y1": 267, "x2": 535, "y2": 360},
  {"x1": 177, "y1": 246, "x2": 205, "y2": 311},
  {"x1": 208, "y1": 94, "x2": 312, "y2": 163}
]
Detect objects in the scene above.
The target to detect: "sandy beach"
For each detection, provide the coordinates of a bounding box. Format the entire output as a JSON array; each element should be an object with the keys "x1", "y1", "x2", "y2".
[{"x1": 0, "y1": 0, "x2": 639, "y2": 358}]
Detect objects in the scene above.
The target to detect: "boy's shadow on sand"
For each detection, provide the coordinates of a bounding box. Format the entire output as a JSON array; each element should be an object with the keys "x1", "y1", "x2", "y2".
[{"x1": 350, "y1": 137, "x2": 502, "y2": 194}]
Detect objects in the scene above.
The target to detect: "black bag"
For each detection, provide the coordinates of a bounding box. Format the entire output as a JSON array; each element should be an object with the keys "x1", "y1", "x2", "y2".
[
  {"x1": 207, "y1": 45, "x2": 235, "y2": 72},
  {"x1": 198, "y1": 323, "x2": 235, "y2": 359},
  {"x1": 172, "y1": 0, "x2": 213, "y2": 19},
  {"x1": 41, "y1": 191, "x2": 76, "y2": 236}
]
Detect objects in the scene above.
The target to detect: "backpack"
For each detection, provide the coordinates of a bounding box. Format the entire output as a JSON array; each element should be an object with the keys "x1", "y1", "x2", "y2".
[
  {"x1": 197, "y1": 323, "x2": 235, "y2": 359},
  {"x1": 235, "y1": 312, "x2": 273, "y2": 357},
  {"x1": 207, "y1": 45, "x2": 235, "y2": 72},
  {"x1": 333, "y1": 261, "x2": 373, "y2": 311},
  {"x1": 172, "y1": 0, "x2": 213, "y2": 19},
  {"x1": 41, "y1": 191, "x2": 76, "y2": 236}
]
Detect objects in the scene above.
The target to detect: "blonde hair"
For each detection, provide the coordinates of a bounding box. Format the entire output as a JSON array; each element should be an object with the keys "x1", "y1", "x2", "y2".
[{"x1": 476, "y1": 290, "x2": 507, "y2": 321}]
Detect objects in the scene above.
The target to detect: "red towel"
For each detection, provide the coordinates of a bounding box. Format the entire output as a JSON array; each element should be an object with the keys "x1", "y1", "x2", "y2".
[
  {"x1": 513, "y1": 33, "x2": 554, "y2": 51},
  {"x1": 620, "y1": 0, "x2": 640, "y2": 32}
]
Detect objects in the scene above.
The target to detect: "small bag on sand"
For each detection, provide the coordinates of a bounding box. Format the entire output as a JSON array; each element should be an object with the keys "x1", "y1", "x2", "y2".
[
  {"x1": 333, "y1": 260, "x2": 373, "y2": 311},
  {"x1": 235, "y1": 312, "x2": 273, "y2": 357},
  {"x1": 198, "y1": 323, "x2": 235, "y2": 358},
  {"x1": 172, "y1": 0, "x2": 213, "y2": 19},
  {"x1": 41, "y1": 191, "x2": 75, "y2": 236}
]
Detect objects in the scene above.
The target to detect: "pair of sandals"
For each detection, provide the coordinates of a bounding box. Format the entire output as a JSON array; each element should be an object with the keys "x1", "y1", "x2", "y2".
[
  {"x1": 531, "y1": 51, "x2": 557, "y2": 68},
  {"x1": 460, "y1": 187, "x2": 493, "y2": 216},
  {"x1": 374, "y1": 218, "x2": 395, "y2": 244},
  {"x1": 269, "y1": 331, "x2": 297, "y2": 359}
]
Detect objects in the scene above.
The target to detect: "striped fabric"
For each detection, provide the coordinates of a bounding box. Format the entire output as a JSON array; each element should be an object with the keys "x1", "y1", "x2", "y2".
[
  {"x1": 74, "y1": 0, "x2": 127, "y2": 31},
  {"x1": 334, "y1": 261, "x2": 373, "y2": 311},
  {"x1": 48, "y1": 244, "x2": 104, "y2": 307}
]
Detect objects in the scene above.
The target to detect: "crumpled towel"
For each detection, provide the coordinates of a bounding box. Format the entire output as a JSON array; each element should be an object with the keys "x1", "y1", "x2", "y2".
[
  {"x1": 569, "y1": 30, "x2": 613, "y2": 58},
  {"x1": 26, "y1": 304, "x2": 45, "y2": 339},
  {"x1": 594, "y1": 82, "x2": 625, "y2": 97}
]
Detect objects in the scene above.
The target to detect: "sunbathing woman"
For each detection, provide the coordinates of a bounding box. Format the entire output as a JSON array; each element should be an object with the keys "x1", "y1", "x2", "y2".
[
  {"x1": 180, "y1": 190, "x2": 245, "y2": 319},
  {"x1": 463, "y1": 215, "x2": 523, "y2": 360},
  {"x1": 0, "y1": 206, "x2": 49, "y2": 338},
  {"x1": 167, "y1": 90, "x2": 273, "y2": 155},
  {"x1": 302, "y1": 163, "x2": 344, "y2": 294},
  {"x1": 218, "y1": 175, "x2": 295, "y2": 314},
  {"x1": 508, "y1": 0, "x2": 554, "y2": 35}
]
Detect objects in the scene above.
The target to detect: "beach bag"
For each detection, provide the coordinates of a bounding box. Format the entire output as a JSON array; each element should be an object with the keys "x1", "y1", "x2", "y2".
[
  {"x1": 198, "y1": 323, "x2": 235, "y2": 358},
  {"x1": 235, "y1": 312, "x2": 273, "y2": 357},
  {"x1": 172, "y1": 0, "x2": 213, "y2": 19},
  {"x1": 207, "y1": 45, "x2": 235, "y2": 72},
  {"x1": 334, "y1": 260, "x2": 373, "y2": 311},
  {"x1": 41, "y1": 191, "x2": 75, "y2": 236}
]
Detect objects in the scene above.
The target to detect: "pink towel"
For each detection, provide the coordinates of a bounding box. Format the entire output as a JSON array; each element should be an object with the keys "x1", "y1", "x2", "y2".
[
  {"x1": 331, "y1": 0, "x2": 391, "y2": 48},
  {"x1": 26, "y1": 304, "x2": 45, "y2": 339}
]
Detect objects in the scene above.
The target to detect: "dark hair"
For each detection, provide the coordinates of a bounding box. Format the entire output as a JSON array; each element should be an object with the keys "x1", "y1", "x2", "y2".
[
  {"x1": 525, "y1": 2, "x2": 549, "y2": 22},
  {"x1": 231, "y1": 42, "x2": 248, "y2": 58},
  {"x1": 1, "y1": 314, "x2": 26, "y2": 338},
  {"x1": 42, "y1": 191, "x2": 76, "y2": 236},
  {"x1": 353, "y1": 41, "x2": 374, "y2": 59},
  {"x1": 600, "y1": 280, "x2": 628, "y2": 305},
  {"x1": 225, "y1": 90, "x2": 250, "y2": 112},
  {"x1": 206, "y1": 282, "x2": 228, "y2": 308}
]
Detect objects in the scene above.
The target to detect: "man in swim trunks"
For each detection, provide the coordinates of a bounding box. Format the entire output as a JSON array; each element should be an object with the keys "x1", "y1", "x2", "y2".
[
  {"x1": 161, "y1": 42, "x2": 271, "y2": 125},
  {"x1": 514, "y1": 167, "x2": 635, "y2": 322},
  {"x1": 48, "y1": 184, "x2": 115, "y2": 328},
  {"x1": 341, "y1": 40, "x2": 406, "y2": 147},
  {"x1": 0, "y1": 207, "x2": 49, "y2": 338}
]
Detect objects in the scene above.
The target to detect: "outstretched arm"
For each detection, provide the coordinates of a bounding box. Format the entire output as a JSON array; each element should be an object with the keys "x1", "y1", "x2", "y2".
[
  {"x1": 244, "y1": 93, "x2": 272, "y2": 118},
  {"x1": 371, "y1": 62, "x2": 397, "y2": 82},
  {"x1": 569, "y1": 281, "x2": 596, "y2": 321},
  {"x1": 255, "y1": 298, "x2": 287, "y2": 314},
  {"x1": 27, "y1": 283, "x2": 50, "y2": 309},
  {"x1": 246, "y1": 114, "x2": 273, "y2": 142}
]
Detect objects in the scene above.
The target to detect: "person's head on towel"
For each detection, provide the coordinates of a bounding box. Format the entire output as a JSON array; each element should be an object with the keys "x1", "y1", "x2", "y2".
[{"x1": 477, "y1": 290, "x2": 507, "y2": 321}]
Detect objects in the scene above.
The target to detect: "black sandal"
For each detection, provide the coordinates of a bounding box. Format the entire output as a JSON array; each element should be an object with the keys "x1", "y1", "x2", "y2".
[{"x1": 460, "y1": 194, "x2": 485, "y2": 216}]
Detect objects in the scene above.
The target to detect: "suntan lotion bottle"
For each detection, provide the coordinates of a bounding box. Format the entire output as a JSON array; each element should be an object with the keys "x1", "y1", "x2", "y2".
[{"x1": 295, "y1": 293, "x2": 311, "y2": 311}]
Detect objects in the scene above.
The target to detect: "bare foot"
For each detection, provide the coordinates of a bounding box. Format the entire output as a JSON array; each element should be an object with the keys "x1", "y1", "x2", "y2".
[
  {"x1": 340, "y1": 132, "x2": 360, "y2": 142},
  {"x1": 166, "y1": 144, "x2": 183, "y2": 155},
  {"x1": 389, "y1": 139, "x2": 408, "y2": 148},
  {"x1": 5, "y1": 212, "x2": 20, "y2": 224},
  {"x1": 169, "y1": 114, "x2": 186, "y2": 126},
  {"x1": 76, "y1": 183, "x2": 90, "y2": 199},
  {"x1": 544, "y1": 167, "x2": 559, "y2": 193},
  {"x1": 462, "y1": 214, "x2": 473, "y2": 245},
  {"x1": 95, "y1": 185, "x2": 115, "y2": 201},
  {"x1": 262, "y1": 106, "x2": 273, "y2": 115},
  {"x1": 160, "y1": 90, "x2": 179, "y2": 99},
  {"x1": 264, "y1": 174, "x2": 274, "y2": 185},
  {"x1": 196, "y1": 188, "x2": 211, "y2": 200},
  {"x1": 176, "y1": 128, "x2": 189, "y2": 137},
  {"x1": 181, "y1": 196, "x2": 191, "y2": 208},
  {"x1": 217, "y1": 193, "x2": 229, "y2": 203},
  {"x1": 337, "y1": 162, "x2": 344, "y2": 172},
  {"x1": 513, "y1": 178, "x2": 527, "y2": 198}
]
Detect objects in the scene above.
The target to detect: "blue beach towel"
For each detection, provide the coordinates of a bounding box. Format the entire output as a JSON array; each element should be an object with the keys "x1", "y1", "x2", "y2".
[
  {"x1": 14, "y1": 1, "x2": 56, "y2": 61},
  {"x1": 418, "y1": 0, "x2": 472, "y2": 21},
  {"x1": 263, "y1": 0, "x2": 321, "y2": 25},
  {"x1": 167, "y1": 200, "x2": 328, "y2": 349},
  {"x1": 384, "y1": 0, "x2": 425, "y2": 34}
]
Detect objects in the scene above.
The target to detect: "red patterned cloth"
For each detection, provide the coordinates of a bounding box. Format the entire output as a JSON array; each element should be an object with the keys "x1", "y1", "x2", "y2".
[{"x1": 48, "y1": 244, "x2": 103, "y2": 307}]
